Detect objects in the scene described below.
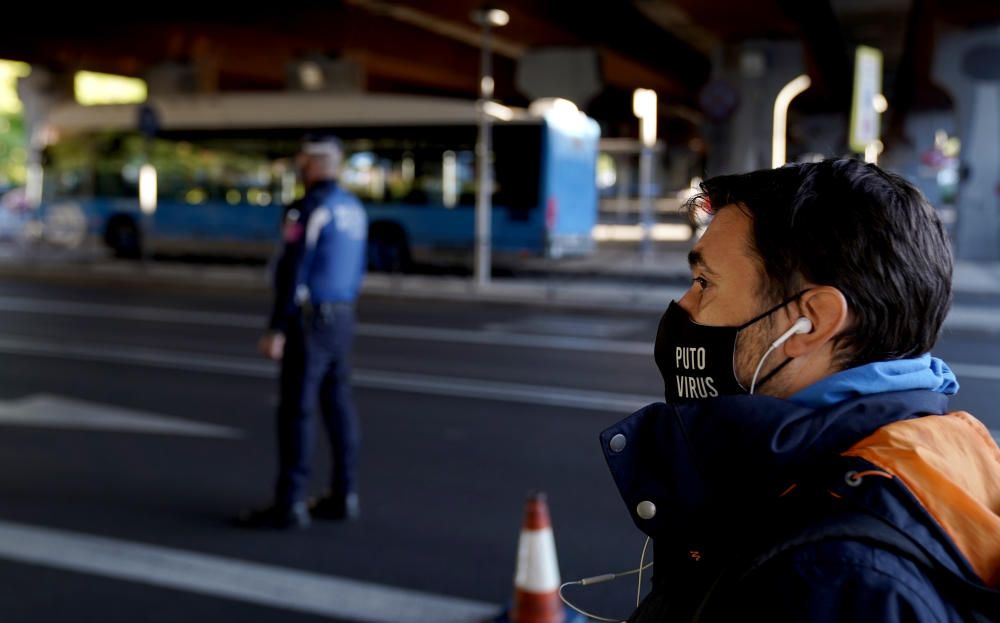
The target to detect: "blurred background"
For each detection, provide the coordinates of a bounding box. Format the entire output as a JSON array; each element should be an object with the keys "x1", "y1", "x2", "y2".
[{"x1": 0, "y1": 1, "x2": 997, "y2": 621}]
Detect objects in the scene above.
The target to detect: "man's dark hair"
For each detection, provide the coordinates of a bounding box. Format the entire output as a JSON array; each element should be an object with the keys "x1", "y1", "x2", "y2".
[{"x1": 689, "y1": 158, "x2": 953, "y2": 370}]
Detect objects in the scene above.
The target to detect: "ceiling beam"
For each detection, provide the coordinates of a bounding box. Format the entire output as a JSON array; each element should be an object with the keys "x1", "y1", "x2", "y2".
[{"x1": 777, "y1": 0, "x2": 853, "y2": 112}]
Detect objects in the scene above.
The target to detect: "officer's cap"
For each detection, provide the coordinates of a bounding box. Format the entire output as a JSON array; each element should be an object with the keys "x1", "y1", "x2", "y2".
[{"x1": 301, "y1": 134, "x2": 344, "y2": 160}]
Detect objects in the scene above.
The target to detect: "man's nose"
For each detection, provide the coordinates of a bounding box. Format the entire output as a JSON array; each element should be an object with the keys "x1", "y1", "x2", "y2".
[{"x1": 677, "y1": 288, "x2": 697, "y2": 316}]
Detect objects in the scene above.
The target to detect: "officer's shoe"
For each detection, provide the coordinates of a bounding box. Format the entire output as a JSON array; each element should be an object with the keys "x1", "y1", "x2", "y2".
[
  {"x1": 235, "y1": 502, "x2": 311, "y2": 530},
  {"x1": 309, "y1": 492, "x2": 360, "y2": 521}
]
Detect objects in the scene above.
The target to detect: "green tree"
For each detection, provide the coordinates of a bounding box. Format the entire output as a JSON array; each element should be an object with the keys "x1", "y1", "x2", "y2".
[
  {"x1": 0, "y1": 60, "x2": 31, "y2": 187},
  {"x1": 0, "y1": 112, "x2": 27, "y2": 186}
]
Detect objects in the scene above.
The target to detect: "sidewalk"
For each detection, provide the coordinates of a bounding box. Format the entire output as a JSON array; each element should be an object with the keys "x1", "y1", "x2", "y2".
[
  {"x1": 519, "y1": 248, "x2": 1000, "y2": 296},
  {"x1": 952, "y1": 261, "x2": 1000, "y2": 294},
  {"x1": 361, "y1": 268, "x2": 1000, "y2": 333},
  {"x1": 511, "y1": 247, "x2": 691, "y2": 284}
]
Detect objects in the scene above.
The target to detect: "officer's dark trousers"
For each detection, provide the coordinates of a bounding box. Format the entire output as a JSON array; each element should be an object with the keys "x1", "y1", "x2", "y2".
[{"x1": 275, "y1": 305, "x2": 359, "y2": 506}]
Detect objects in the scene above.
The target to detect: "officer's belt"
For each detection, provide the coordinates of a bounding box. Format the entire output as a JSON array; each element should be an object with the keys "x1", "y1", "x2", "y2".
[{"x1": 299, "y1": 301, "x2": 354, "y2": 316}]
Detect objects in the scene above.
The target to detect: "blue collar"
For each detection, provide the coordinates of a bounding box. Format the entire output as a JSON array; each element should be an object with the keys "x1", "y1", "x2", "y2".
[
  {"x1": 306, "y1": 180, "x2": 338, "y2": 197},
  {"x1": 789, "y1": 354, "x2": 959, "y2": 409}
]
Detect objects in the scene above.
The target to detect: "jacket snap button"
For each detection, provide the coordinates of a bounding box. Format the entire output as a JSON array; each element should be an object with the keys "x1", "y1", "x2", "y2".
[
  {"x1": 609, "y1": 434, "x2": 627, "y2": 453},
  {"x1": 637, "y1": 500, "x2": 656, "y2": 520}
]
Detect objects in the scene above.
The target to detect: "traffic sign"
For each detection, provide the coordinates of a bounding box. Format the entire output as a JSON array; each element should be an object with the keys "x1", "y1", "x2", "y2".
[{"x1": 849, "y1": 46, "x2": 884, "y2": 153}]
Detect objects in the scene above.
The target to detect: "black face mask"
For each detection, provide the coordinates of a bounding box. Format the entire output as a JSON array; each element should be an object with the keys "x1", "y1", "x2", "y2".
[{"x1": 653, "y1": 295, "x2": 802, "y2": 402}]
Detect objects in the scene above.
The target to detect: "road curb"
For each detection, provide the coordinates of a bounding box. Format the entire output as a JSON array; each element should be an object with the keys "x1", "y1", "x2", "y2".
[{"x1": 361, "y1": 274, "x2": 683, "y2": 311}]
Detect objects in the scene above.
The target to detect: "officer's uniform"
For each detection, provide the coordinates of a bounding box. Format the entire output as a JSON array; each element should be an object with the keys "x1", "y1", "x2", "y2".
[{"x1": 268, "y1": 179, "x2": 367, "y2": 509}]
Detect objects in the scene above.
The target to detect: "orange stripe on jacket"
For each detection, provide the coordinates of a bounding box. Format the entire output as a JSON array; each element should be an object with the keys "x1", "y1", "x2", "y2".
[{"x1": 843, "y1": 411, "x2": 1000, "y2": 588}]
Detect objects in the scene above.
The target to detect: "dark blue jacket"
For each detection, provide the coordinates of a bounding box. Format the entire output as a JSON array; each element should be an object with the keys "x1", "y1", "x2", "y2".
[
  {"x1": 269, "y1": 181, "x2": 367, "y2": 331},
  {"x1": 601, "y1": 391, "x2": 1000, "y2": 622}
]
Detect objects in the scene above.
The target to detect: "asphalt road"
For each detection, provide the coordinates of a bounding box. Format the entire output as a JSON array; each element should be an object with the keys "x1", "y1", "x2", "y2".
[{"x1": 0, "y1": 278, "x2": 995, "y2": 622}]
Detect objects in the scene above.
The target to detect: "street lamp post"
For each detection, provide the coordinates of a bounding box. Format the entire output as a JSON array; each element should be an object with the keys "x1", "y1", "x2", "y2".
[
  {"x1": 633, "y1": 88, "x2": 657, "y2": 263},
  {"x1": 472, "y1": 7, "x2": 509, "y2": 288},
  {"x1": 772, "y1": 74, "x2": 811, "y2": 168}
]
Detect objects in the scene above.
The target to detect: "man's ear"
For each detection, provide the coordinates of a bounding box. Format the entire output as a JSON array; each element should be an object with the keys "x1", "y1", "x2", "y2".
[{"x1": 783, "y1": 286, "x2": 849, "y2": 357}]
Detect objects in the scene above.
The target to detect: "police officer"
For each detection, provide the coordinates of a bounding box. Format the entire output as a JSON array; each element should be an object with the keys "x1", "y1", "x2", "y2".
[{"x1": 238, "y1": 136, "x2": 367, "y2": 530}]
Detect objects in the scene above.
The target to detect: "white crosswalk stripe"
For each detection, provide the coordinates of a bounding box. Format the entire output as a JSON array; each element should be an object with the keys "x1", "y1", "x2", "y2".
[{"x1": 0, "y1": 519, "x2": 497, "y2": 623}]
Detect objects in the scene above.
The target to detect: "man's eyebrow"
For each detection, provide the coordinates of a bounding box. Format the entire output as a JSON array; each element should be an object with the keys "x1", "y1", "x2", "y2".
[{"x1": 688, "y1": 249, "x2": 718, "y2": 275}]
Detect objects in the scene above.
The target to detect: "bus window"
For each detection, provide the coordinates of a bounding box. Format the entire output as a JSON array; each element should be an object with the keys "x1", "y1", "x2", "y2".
[
  {"x1": 341, "y1": 144, "x2": 479, "y2": 208},
  {"x1": 493, "y1": 124, "x2": 542, "y2": 219},
  {"x1": 342, "y1": 152, "x2": 383, "y2": 202},
  {"x1": 45, "y1": 133, "x2": 288, "y2": 209},
  {"x1": 442, "y1": 151, "x2": 457, "y2": 208}
]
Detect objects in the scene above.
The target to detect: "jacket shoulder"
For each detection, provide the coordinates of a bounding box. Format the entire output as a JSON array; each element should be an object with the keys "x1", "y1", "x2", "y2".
[{"x1": 330, "y1": 185, "x2": 362, "y2": 203}]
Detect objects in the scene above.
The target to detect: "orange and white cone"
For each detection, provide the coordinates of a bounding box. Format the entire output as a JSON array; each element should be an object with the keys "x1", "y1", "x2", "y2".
[{"x1": 496, "y1": 491, "x2": 579, "y2": 623}]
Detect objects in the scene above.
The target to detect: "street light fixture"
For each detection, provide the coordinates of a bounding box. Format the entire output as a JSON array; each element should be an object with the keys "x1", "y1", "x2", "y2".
[
  {"x1": 772, "y1": 74, "x2": 811, "y2": 168},
  {"x1": 872, "y1": 93, "x2": 889, "y2": 114},
  {"x1": 482, "y1": 8, "x2": 509, "y2": 26},
  {"x1": 632, "y1": 88, "x2": 657, "y2": 148},
  {"x1": 470, "y1": 5, "x2": 508, "y2": 287}
]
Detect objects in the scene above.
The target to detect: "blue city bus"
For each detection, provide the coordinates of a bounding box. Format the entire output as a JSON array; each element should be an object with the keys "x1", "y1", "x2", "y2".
[{"x1": 36, "y1": 93, "x2": 600, "y2": 268}]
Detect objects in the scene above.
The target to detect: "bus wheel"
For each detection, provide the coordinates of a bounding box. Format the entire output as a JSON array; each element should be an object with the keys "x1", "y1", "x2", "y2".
[
  {"x1": 104, "y1": 217, "x2": 142, "y2": 259},
  {"x1": 368, "y1": 225, "x2": 411, "y2": 273}
]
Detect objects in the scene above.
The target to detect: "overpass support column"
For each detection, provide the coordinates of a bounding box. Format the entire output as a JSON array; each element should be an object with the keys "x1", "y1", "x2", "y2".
[
  {"x1": 933, "y1": 25, "x2": 1000, "y2": 261},
  {"x1": 15, "y1": 68, "x2": 55, "y2": 208},
  {"x1": 704, "y1": 40, "x2": 804, "y2": 176}
]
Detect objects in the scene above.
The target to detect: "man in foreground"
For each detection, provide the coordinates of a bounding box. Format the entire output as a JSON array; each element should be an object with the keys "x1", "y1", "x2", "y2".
[{"x1": 601, "y1": 159, "x2": 1000, "y2": 621}]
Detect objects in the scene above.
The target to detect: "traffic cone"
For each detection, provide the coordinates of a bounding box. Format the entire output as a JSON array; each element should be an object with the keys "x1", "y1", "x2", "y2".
[{"x1": 494, "y1": 492, "x2": 584, "y2": 623}]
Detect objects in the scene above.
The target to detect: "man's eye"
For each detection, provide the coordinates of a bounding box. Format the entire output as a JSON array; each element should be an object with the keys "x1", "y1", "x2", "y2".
[{"x1": 692, "y1": 276, "x2": 709, "y2": 290}]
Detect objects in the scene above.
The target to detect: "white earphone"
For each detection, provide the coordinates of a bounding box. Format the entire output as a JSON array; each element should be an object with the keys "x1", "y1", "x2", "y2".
[
  {"x1": 770, "y1": 317, "x2": 813, "y2": 349},
  {"x1": 750, "y1": 317, "x2": 813, "y2": 394}
]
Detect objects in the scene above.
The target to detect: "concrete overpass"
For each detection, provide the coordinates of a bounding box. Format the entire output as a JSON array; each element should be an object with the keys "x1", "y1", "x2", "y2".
[
  {"x1": 4, "y1": 0, "x2": 1000, "y2": 257},
  {"x1": 0, "y1": 1, "x2": 993, "y2": 135}
]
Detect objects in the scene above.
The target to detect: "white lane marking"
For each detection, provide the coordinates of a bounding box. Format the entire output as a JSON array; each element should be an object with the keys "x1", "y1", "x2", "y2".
[
  {"x1": 4, "y1": 294, "x2": 1000, "y2": 358},
  {"x1": 483, "y1": 315, "x2": 645, "y2": 338},
  {"x1": 0, "y1": 394, "x2": 240, "y2": 438},
  {"x1": 0, "y1": 336, "x2": 658, "y2": 413},
  {"x1": 358, "y1": 324, "x2": 649, "y2": 355},
  {"x1": 949, "y1": 362, "x2": 1000, "y2": 382},
  {"x1": 0, "y1": 295, "x2": 262, "y2": 328},
  {"x1": 0, "y1": 295, "x2": 996, "y2": 388},
  {"x1": 0, "y1": 519, "x2": 497, "y2": 623},
  {"x1": 944, "y1": 307, "x2": 1000, "y2": 332},
  {"x1": 0, "y1": 295, "x2": 650, "y2": 355},
  {"x1": 0, "y1": 333, "x2": 998, "y2": 412},
  {"x1": 354, "y1": 369, "x2": 654, "y2": 413},
  {"x1": 0, "y1": 336, "x2": 271, "y2": 376}
]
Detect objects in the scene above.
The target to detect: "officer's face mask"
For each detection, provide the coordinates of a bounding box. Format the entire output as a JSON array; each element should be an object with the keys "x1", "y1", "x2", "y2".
[{"x1": 654, "y1": 294, "x2": 804, "y2": 402}]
